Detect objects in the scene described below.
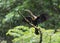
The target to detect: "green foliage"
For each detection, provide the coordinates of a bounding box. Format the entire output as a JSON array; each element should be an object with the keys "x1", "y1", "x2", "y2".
[
  {"x1": 6, "y1": 26, "x2": 30, "y2": 37},
  {"x1": 7, "y1": 26, "x2": 40, "y2": 43},
  {"x1": 0, "y1": 0, "x2": 60, "y2": 43},
  {"x1": 7, "y1": 26, "x2": 60, "y2": 43}
]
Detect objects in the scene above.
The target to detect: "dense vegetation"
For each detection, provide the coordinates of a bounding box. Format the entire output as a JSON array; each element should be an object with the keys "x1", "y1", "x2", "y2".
[{"x1": 0, "y1": 0, "x2": 60, "y2": 43}]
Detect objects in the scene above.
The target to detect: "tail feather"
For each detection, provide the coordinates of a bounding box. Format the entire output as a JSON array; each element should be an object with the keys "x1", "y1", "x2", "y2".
[{"x1": 35, "y1": 28, "x2": 39, "y2": 35}]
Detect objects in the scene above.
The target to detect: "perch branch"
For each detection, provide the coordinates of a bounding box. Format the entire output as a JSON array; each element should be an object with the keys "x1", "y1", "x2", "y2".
[
  {"x1": 18, "y1": 10, "x2": 42, "y2": 43},
  {"x1": 24, "y1": 9, "x2": 37, "y2": 19}
]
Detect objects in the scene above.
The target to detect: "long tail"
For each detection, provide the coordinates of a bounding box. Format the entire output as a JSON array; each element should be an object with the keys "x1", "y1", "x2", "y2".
[{"x1": 35, "y1": 28, "x2": 39, "y2": 35}]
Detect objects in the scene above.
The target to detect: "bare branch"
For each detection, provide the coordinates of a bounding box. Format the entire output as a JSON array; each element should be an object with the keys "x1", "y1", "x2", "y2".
[{"x1": 24, "y1": 9, "x2": 37, "y2": 19}]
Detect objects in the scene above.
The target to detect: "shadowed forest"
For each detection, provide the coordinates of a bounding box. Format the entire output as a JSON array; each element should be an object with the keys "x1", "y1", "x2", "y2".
[{"x1": 0, "y1": 0, "x2": 60, "y2": 43}]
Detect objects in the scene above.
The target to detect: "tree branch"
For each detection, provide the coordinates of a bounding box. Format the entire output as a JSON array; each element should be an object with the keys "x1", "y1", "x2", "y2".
[
  {"x1": 18, "y1": 10, "x2": 42, "y2": 43},
  {"x1": 24, "y1": 9, "x2": 37, "y2": 19}
]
